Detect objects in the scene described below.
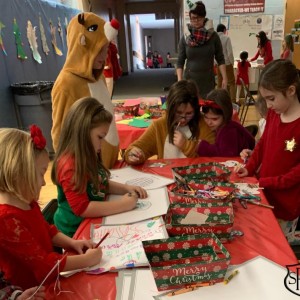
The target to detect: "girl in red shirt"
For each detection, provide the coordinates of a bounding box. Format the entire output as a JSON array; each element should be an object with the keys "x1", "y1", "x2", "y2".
[
  {"x1": 0, "y1": 126, "x2": 102, "y2": 289},
  {"x1": 250, "y1": 31, "x2": 273, "y2": 66},
  {"x1": 236, "y1": 50, "x2": 251, "y2": 103},
  {"x1": 280, "y1": 34, "x2": 294, "y2": 61},
  {"x1": 235, "y1": 59, "x2": 300, "y2": 243}
]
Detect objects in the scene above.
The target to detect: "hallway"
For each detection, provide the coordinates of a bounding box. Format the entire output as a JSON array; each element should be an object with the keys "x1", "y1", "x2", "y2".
[{"x1": 112, "y1": 68, "x2": 177, "y2": 99}]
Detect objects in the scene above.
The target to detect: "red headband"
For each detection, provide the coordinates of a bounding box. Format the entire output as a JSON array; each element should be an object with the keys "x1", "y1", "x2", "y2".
[
  {"x1": 30, "y1": 125, "x2": 46, "y2": 150},
  {"x1": 199, "y1": 99, "x2": 222, "y2": 110}
]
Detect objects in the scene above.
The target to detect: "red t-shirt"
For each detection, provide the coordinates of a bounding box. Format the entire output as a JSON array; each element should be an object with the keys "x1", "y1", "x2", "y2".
[{"x1": 0, "y1": 201, "x2": 65, "y2": 289}]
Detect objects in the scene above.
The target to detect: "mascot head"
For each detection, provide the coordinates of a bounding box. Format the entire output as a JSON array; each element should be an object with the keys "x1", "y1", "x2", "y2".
[{"x1": 65, "y1": 12, "x2": 120, "y2": 81}]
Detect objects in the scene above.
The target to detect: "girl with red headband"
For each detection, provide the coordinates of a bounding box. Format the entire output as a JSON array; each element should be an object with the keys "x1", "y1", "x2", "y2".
[
  {"x1": 0, "y1": 126, "x2": 102, "y2": 290},
  {"x1": 197, "y1": 89, "x2": 255, "y2": 157}
]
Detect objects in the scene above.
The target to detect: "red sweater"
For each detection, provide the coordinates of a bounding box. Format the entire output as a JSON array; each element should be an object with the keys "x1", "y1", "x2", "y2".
[
  {"x1": 246, "y1": 110, "x2": 300, "y2": 220},
  {"x1": 250, "y1": 41, "x2": 273, "y2": 65},
  {"x1": 0, "y1": 202, "x2": 65, "y2": 289}
]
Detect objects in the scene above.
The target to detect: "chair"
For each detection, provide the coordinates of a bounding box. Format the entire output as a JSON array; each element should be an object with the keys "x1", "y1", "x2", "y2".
[
  {"x1": 42, "y1": 198, "x2": 58, "y2": 225},
  {"x1": 245, "y1": 124, "x2": 259, "y2": 138},
  {"x1": 238, "y1": 78, "x2": 256, "y2": 125}
]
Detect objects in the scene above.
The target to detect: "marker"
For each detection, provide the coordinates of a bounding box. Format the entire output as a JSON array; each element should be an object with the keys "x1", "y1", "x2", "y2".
[
  {"x1": 175, "y1": 121, "x2": 181, "y2": 131},
  {"x1": 94, "y1": 232, "x2": 109, "y2": 248},
  {"x1": 224, "y1": 270, "x2": 239, "y2": 284},
  {"x1": 246, "y1": 200, "x2": 274, "y2": 209}
]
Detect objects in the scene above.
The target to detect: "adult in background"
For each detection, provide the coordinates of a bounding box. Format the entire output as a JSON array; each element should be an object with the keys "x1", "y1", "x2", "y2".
[
  {"x1": 216, "y1": 24, "x2": 236, "y2": 102},
  {"x1": 250, "y1": 31, "x2": 273, "y2": 67},
  {"x1": 176, "y1": 1, "x2": 227, "y2": 98},
  {"x1": 51, "y1": 12, "x2": 120, "y2": 169}
]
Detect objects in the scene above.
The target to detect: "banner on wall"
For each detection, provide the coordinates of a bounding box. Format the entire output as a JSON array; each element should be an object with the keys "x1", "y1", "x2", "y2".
[{"x1": 224, "y1": 0, "x2": 265, "y2": 14}]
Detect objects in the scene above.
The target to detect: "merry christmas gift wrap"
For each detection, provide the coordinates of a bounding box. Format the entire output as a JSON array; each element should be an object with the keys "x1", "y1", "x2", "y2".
[
  {"x1": 172, "y1": 162, "x2": 231, "y2": 183},
  {"x1": 142, "y1": 234, "x2": 231, "y2": 291},
  {"x1": 168, "y1": 181, "x2": 235, "y2": 204},
  {"x1": 164, "y1": 202, "x2": 234, "y2": 243}
]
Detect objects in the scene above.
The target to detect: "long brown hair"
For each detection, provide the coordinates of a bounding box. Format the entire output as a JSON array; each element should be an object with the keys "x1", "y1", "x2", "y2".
[
  {"x1": 51, "y1": 97, "x2": 113, "y2": 193},
  {"x1": 166, "y1": 80, "x2": 200, "y2": 143}
]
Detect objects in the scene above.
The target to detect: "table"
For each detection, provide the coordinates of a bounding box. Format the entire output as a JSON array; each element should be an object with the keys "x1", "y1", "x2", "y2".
[{"x1": 45, "y1": 157, "x2": 297, "y2": 299}]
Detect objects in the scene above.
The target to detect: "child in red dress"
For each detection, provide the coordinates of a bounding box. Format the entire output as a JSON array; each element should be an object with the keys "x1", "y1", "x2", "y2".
[
  {"x1": 0, "y1": 126, "x2": 102, "y2": 289},
  {"x1": 235, "y1": 59, "x2": 300, "y2": 243},
  {"x1": 236, "y1": 50, "x2": 251, "y2": 104}
]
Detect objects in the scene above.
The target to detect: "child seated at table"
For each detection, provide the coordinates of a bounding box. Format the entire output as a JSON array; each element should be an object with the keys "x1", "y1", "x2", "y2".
[
  {"x1": 51, "y1": 97, "x2": 147, "y2": 237},
  {"x1": 124, "y1": 80, "x2": 215, "y2": 165},
  {"x1": 197, "y1": 89, "x2": 255, "y2": 157},
  {"x1": 0, "y1": 126, "x2": 102, "y2": 290}
]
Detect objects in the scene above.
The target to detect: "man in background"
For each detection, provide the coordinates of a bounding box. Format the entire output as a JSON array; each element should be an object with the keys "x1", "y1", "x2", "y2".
[{"x1": 216, "y1": 24, "x2": 236, "y2": 102}]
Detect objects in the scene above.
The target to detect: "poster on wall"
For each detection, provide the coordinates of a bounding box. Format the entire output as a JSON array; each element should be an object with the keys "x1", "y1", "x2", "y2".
[
  {"x1": 272, "y1": 15, "x2": 284, "y2": 40},
  {"x1": 224, "y1": 0, "x2": 265, "y2": 14}
]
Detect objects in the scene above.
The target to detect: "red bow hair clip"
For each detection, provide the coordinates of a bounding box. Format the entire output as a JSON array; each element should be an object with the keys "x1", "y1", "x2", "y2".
[
  {"x1": 199, "y1": 99, "x2": 222, "y2": 109},
  {"x1": 30, "y1": 125, "x2": 46, "y2": 150}
]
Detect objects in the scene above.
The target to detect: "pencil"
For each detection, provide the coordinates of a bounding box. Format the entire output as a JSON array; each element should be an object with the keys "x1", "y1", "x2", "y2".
[
  {"x1": 94, "y1": 232, "x2": 109, "y2": 248},
  {"x1": 175, "y1": 121, "x2": 181, "y2": 131},
  {"x1": 246, "y1": 199, "x2": 274, "y2": 209}
]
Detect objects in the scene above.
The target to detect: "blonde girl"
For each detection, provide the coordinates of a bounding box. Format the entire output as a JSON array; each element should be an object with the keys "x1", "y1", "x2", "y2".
[{"x1": 0, "y1": 126, "x2": 102, "y2": 289}]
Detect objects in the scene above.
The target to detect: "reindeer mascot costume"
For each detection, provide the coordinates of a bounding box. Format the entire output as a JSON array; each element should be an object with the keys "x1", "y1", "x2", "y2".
[{"x1": 51, "y1": 12, "x2": 120, "y2": 168}]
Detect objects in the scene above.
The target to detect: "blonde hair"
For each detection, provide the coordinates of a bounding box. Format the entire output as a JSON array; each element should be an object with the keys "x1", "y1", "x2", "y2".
[
  {"x1": 0, "y1": 128, "x2": 45, "y2": 203},
  {"x1": 51, "y1": 97, "x2": 113, "y2": 194}
]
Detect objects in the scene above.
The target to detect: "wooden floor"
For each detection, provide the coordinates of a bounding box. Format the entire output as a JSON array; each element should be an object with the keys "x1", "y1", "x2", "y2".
[{"x1": 39, "y1": 103, "x2": 260, "y2": 209}]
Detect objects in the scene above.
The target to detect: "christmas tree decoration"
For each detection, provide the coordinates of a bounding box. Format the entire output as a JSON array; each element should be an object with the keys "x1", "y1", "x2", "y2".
[
  {"x1": 13, "y1": 18, "x2": 27, "y2": 60},
  {"x1": 49, "y1": 19, "x2": 62, "y2": 56},
  {"x1": 0, "y1": 21, "x2": 7, "y2": 56},
  {"x1": 39, "y1": 15, "x2": 50, "y2": 55},
  {"x1": 27, "y1": 20, "x2": 42, "y2": 64}
]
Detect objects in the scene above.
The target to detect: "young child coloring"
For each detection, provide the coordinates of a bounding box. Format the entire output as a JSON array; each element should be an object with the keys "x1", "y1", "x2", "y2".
[
  {"x1": 197, "y1": 89, "x2": 255, "y2": 157},
  {"x1": 52, "y1": 97, "x2": 147, "y2": 237},
  {"x1": 236, "y1": 51, "x2": 251, "y2": 104},
  {"x1": 0, "y1": 126, "x2": 102, "y2": 290},
  {"x1": 235, "y1": 59, "x2": 300, "y2": 243},
  {"x1": 124, "y1": 80, "x2": 215, "y2": 165}
]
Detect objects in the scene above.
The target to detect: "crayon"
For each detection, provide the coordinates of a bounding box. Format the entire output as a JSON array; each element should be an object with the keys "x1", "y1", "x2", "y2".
[{"x1": 224, "y1": 270, "x2": 239, "y2": 284}]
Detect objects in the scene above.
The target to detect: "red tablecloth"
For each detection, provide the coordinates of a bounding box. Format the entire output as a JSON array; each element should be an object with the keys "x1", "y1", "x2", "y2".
[{"x1": 45, "y1": 157, "x2": 297, "y2": 299}]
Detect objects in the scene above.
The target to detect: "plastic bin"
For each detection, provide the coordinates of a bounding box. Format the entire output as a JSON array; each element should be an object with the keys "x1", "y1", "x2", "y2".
[{"x1": 11, "y1": 81, "x2": 54, "y2": 154}]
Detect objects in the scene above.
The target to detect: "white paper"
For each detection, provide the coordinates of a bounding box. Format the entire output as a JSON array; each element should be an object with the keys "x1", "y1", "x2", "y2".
[
  {"x1": 110, "y1": 167, "x2": 174, "y2": 190},
  {"x1": 103, "y1": 188, "x2": 169, "y2": 225},
  {"x1": 180, "y1": 209, "x2": 208, "y2": 225},
  {"x1": 87, "y1": 218, "x2": 168, "y2": 274}
]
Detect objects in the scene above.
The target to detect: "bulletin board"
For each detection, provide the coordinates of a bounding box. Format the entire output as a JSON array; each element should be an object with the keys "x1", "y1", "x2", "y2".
[{"x1": 227, "y1": 14, "x2": 273, "y2": 59}]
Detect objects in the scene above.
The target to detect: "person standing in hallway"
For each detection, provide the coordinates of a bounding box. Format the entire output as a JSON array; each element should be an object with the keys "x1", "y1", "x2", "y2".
[
  {"x1": 216, "y1": 24, "x2": 236, "y2": 102},
  {"x1": 176, "y1": 1, "x2": 227, "y2": 98}
]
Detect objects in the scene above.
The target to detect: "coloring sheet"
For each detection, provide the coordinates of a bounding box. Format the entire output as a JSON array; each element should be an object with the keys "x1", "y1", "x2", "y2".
[
  {"x1": 103, "y1": 188, "x2": 169, "y2": 225},
  {"x1": 87, "y1": 218, "x2": 168, "y2": 274},
  {"x1": 110, "y1": 167, "x2": 174, "y2": 190}
]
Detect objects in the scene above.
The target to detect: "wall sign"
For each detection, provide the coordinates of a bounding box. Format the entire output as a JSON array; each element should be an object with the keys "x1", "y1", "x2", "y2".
[{"x1": 224, "y1": 0, "x2": 265, "y2": 14}]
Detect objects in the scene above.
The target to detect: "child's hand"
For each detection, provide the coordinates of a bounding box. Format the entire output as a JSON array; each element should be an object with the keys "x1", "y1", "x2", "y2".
[
  {"x1": 234, "y1": 165, "x2": 249, "y2": 177},
  {"x1": 84, "y1": 247, "x2": 103, "y2": 266},
  {"x1": 126, "y1": 186, "x2": 148, "y2": 199},
  {"x1": 173, "y1": 130, "x2": 186, "y2": 149},
  {"x1": 18, "y1": 286, "x2": 46, "y2": 300},
  {"x1": 120, "y1": 192, "x2": 139, "y2": 211},
  {"x1": 240, "y1": 149, "x2": 252, "y2": 163},
  {"x1": 71, "y1": 239, "x2": 94, "y2": 254},
  {"x1": 126, "y1": 147, "x2": 145, "y2": 164}
]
